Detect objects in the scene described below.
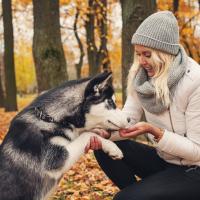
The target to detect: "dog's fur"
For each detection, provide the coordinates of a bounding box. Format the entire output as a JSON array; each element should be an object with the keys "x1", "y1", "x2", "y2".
[{"x1": 0, "y1": 72, "x2": 129, "y2": 200}]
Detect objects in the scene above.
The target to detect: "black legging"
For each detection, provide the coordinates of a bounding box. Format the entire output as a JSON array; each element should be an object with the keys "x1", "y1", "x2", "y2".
[{"x1": 94, "y1": 140, "x2": 200, "y2": 200}]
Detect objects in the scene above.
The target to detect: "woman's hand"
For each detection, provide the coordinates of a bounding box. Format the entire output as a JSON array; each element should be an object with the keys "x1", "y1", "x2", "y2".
[
  {"x1": 119, "y1": 122, "x2": 164, "y2": 141},
  {"x1": 85, "y1": 136, "x2": 102, "y2": 153},
  {"x1": 85, "y1": 128, "x2": 111, "y2": 153}
]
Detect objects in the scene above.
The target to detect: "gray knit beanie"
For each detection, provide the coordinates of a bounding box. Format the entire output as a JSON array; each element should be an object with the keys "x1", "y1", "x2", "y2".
[{"x1": 131, "y1": 11, "x2": 180, "y2": 55}]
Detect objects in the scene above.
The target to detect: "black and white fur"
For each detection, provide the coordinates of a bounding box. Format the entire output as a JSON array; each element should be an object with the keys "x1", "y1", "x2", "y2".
[{"x1": 0, "y1": 72, "x2": 129, "y2": 200}]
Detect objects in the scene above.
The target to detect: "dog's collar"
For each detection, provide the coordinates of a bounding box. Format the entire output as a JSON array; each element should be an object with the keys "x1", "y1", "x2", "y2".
[
  {"x1": 33, "y1": 106, "x2": 73, "y2": 130},
  {"x1": 34, "y1": 106, "x2": 55, "y2": 123}
]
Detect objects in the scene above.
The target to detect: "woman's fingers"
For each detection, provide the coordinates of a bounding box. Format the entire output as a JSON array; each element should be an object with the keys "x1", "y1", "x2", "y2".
[
  {"x1": 94, "y1": 136, "x2": 102, "y2": 149},
  {"x1": 119, "y1": 129, "x2": 142, "y2": 138},
  {"x1": 119, "y1": 122, "x2": 153, "y2": 139},
  {"x1": 120, "y1": 122, "x2": 151, "y2": 136},
  {"x1": 120, "y1": 126, "x2": 139, "y2": 135},
  {"x1": 90, "y1": 136, "x2": 96, "y2": 149},
  {"x1": 85, "y1": 136, "x2": 102, "y2": 153},
  {"x1": 120, "y1": 127, "x2": 138, "y2": 134},
  {"x1": 85, "y1": 142, "x2": 90, "y2": 153}
]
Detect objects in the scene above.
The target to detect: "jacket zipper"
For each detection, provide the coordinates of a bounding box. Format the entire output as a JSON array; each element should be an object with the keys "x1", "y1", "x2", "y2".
[
  {"x1": 168, "y1": 107, "x2": 175, "y2": 132},
  {"x1": 168, "y1": 107, "x2": 184, "y2": 165}
]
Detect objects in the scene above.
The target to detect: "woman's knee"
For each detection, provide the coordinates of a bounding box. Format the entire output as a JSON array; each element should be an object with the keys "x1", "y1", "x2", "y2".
[
  {"x1": 94, "y1": 140, "x2": 144, "y2": 170},
  {"x1": 113, "y1": 181, "x2": 159, "y2": 200},
  {"x1": 113, "y1": 187, "x2": 165, "y2": 200},
  {"x1": 94, "y1": 149, "x2": 109, "y2": 163},
  {"x1": 113, "y1": 190, "x2": 136, "y2": 200},
  {"x1": 113, "y1": 191, "x2": 126, "y2": 200},
  {"x1": 94, "y1": 140, "x2": 132, "y2": 160}
]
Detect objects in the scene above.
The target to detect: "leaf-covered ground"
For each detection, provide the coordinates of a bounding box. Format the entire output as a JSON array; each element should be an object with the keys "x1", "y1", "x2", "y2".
[
  {"x1": 52, "y1": 153, "x2": 119, "y2": 200},
  {"x1": 0, "y1": 95, "x2": 119, "y2": 200}
]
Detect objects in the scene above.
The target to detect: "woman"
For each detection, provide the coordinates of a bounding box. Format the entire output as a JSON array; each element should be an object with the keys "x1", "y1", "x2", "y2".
[{"x1": 85, "y1": 11, "x2": 200, "y2": 199}]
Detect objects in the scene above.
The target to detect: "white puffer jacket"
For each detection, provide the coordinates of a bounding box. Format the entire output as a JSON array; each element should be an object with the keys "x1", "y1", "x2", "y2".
[{"x1": 123, "y1": 57, "x2": 200, "y2": 166}]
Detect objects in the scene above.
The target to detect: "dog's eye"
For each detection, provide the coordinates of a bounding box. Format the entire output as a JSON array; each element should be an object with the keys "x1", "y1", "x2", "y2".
[{"x1": 106, "y1": 98, "x2": 116, "y2": 109}]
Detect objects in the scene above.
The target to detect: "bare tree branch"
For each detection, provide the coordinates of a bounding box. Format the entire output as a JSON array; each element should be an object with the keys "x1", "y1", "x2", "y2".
[
  {"x1": 74, "y1": 7, "x2": 85, "y2": 79},
  {"x1": 180, "y1": 12, "x2": 200, "y2": 32}
]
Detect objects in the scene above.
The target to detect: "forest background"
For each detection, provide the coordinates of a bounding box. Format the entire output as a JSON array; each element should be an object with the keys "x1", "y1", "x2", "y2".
[{"x1": 0, "y1": 0, "x2": 200, "y2": 199}]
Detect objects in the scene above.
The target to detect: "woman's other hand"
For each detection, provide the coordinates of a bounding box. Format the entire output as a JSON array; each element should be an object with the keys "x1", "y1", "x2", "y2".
[
  {"x1": 85, "y1": 136, "x2": 102, "y2": 153},
  {"x1": 85, "y1": 129, "x2": 112, "y2": 153},
  {"x1": 119, "y1": 122, "x2": 164, "y2": 141}
]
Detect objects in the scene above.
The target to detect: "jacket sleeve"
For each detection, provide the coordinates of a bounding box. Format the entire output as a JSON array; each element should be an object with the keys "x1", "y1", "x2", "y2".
[{"x1": 157, "y1": 85, "x2": 200, "y2": 162}]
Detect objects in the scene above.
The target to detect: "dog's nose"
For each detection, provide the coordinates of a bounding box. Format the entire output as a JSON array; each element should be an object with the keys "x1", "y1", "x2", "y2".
[{"x1": 127, "y1": 117, "x2": 131, "y2": 123}]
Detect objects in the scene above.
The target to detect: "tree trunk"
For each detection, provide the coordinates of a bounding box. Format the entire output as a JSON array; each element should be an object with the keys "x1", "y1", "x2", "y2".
[
  {"x1": 120, "y1": 0, "x2": 156, "y2": 104},
  {"x1": 32, "y1": 0, "x2": 68, "y2": 93},
  {"x1": 85, "y1": 0, "x2": 98, "y2": 76},
  {"x1": 0, "y1": 55, "x2": 4, "y2": 107},
  {"x1": 0, "y1": 74, "x2": 4, "y2": 107},
  {"x1": 74, "y1": 7, "x2": 84, "y2": 79},
  {"x1": 2, "y1": 0, "x2": 18, "y2": 111},
  {"x1": 173, "y1": 0, "x2": 179, "y2": 14},
  {"x1": 97, "y1": 0, "x2": 110, "y2": 72},
  {"x1": 199, "y1": 0, "x2": 200, "y2": 11},
  {"x1": 85, "y1": 0, "x2": 110, "y2": 76}
]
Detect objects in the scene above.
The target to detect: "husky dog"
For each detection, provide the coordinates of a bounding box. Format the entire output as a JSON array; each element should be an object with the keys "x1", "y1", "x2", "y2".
[{"x1": 0, "y1": 72, "x2": 129, "y2": 200}]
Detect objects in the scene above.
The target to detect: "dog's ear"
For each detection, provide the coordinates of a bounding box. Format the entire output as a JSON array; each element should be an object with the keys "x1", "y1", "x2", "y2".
[{"x1": 84, "y1": 72, "x2": 113, "y2": 98}]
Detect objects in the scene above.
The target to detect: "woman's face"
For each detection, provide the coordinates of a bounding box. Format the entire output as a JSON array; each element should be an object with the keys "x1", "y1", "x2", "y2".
[{"x1": 135, "y1": 45, "x2": 155, "y2": 77}]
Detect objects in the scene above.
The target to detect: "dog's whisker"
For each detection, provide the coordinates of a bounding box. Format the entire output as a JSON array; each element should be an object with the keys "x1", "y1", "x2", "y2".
[{"x1": 107, "y1": 120, "x2": 121, "y2": 129}]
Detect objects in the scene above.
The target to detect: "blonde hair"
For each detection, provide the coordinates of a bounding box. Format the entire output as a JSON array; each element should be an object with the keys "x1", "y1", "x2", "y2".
[{"x1": 127, "y1": 47, "x2": 175, "y2": 107}]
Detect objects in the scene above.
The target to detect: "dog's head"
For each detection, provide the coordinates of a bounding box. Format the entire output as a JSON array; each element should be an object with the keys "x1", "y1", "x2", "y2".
[
  {"x1": 82, "y1": 72, "x2": 130, "y2": 131},
  {"x1": 21, "y1": 72, "x2": 130, "y2": 132}
]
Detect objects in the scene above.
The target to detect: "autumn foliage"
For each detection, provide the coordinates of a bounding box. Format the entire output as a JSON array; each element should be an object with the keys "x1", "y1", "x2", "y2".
[
  {"x1": 1, "y1": 0, "x2": 200, "y2": 199},
  {"x1": 10, "y1": 0, "x2": 200, "y2": 95}
]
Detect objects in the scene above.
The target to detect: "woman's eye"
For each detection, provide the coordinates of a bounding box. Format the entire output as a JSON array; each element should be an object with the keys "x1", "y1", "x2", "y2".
[{"x1": 144, "y1": 53, "x2": 151, "y2": 58}]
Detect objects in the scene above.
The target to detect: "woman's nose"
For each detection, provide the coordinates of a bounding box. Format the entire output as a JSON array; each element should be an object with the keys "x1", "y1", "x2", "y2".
[{"x1": 139, "y1": 56, "x2": 147, "y2": 65}]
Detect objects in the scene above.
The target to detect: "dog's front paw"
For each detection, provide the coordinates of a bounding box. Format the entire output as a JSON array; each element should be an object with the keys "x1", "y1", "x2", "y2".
[{"x1": 102, "y1": 140, "x2": 123, "y2": 160}]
